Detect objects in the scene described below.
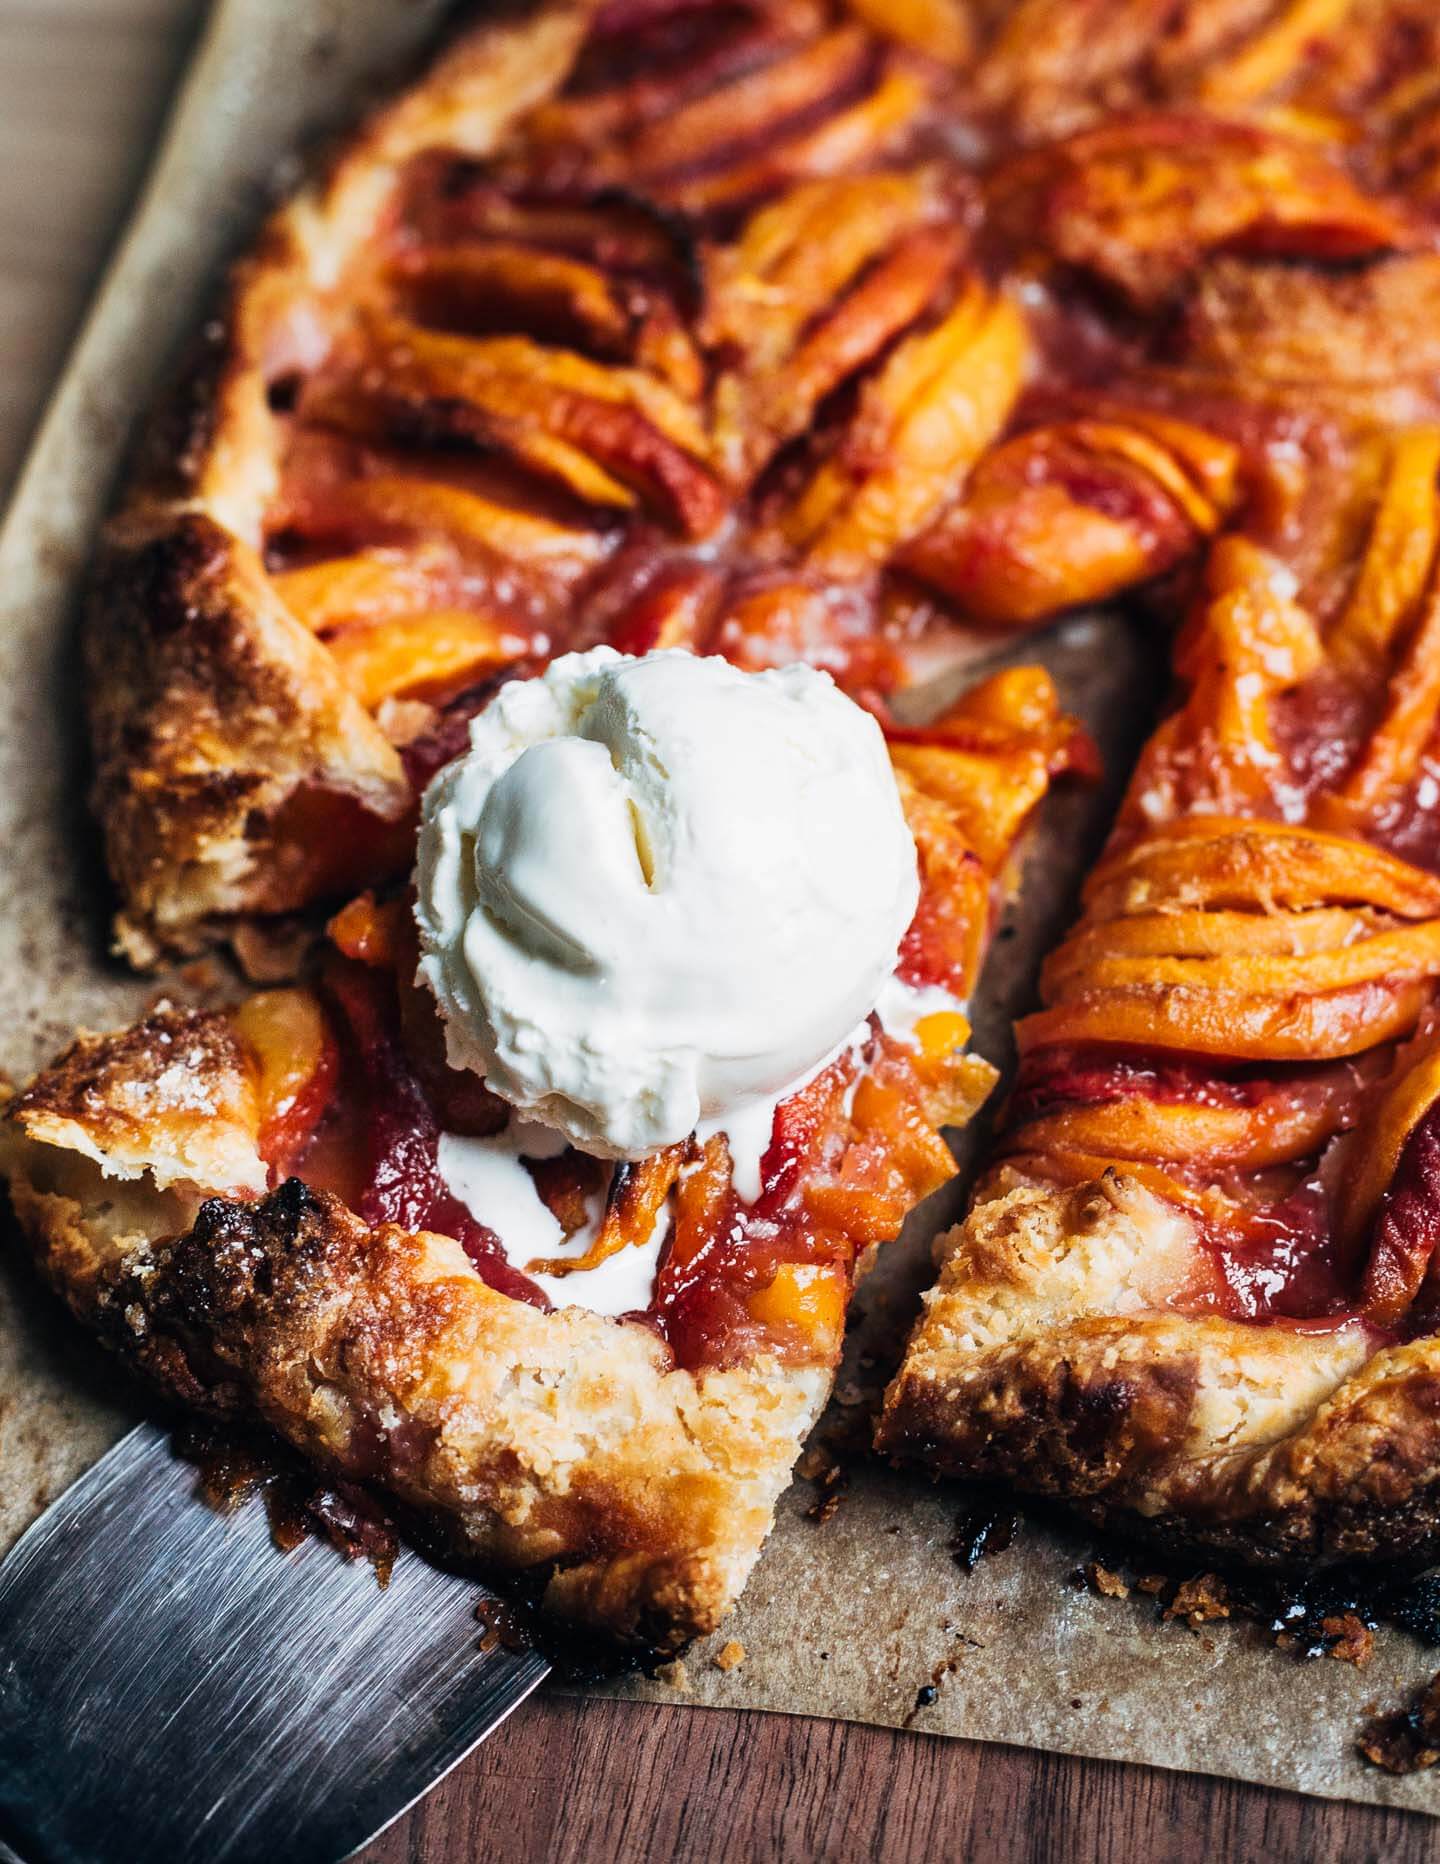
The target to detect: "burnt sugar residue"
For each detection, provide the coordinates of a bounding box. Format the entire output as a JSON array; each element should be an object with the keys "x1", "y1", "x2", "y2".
[
  {"x1": 939, "y1": 1481, "x2": 1440, "y2": 1771},
  {"x1": 949, "y1": 1492, "x2": 1019, "y2": 1572},
  {"x1": 1359, "y1": 1673, "x2": 1440, "y2": 1775},
  {"x1": 1054, "y1": 1527, "x2": 1440, "y2": 1771},
  {"x1": 475, "y1": 1595, "x2": 534, "y2": 1657},
  {"x1": 172, "y1": 1418, "x2": 677, "y2": 1683},
  {"x1": 174, "y1": 1418, "x2": 399, "y2": 1585},
  {"x1": 1065, "y1": 1540, "x2": 1440, "y2": 1667}
]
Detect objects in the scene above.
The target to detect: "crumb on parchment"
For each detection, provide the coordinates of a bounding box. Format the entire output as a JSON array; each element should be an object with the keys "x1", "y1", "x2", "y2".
[
  {"x1": 796, "y1": 1444, "x2": 834, "y2": 1481},
  {"x1": 654, "y1": 1659, "x2": 690, "y2": 1693},
  {"x1": 1082, "y1": 1561, "x2": 1130, "y2": 1601},
  {"x1": 713, "y1": 1640, "x2": 747, "y2": 1673},
  {"x1": 1163, "y1": 1575, "x2": 1231, "y2": 1630},
  {"x1": 1320, "y1": 1613, "x2": 1374, "y2": 1669}
]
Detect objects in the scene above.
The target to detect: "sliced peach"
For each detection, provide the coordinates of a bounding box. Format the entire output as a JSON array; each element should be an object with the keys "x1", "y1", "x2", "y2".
[
  {"x1": 847, "y1": 0, "x2": 972, "y2": 64},
  {"x1": 657, "y1": 71, "x2": 927, "y2": 215},
  {"x1": 912, "y1": 1010, "x2": 971, "y2": 1061},
  {"x1": 627, "y1": 26, "x2": 873, "y2": 182},
  {"x1": 231, "y1": 988, "x2": 338, "y2": 1174},
  {"x1": 307, "y1": 318, "x2": 725, "y2": 535},
  {"x1": 325, "y1": 610, "x2": 529, "y2": 708},
  {"x1": 782, "y1": 279, "x2": 1027, "y2": 576},
  {"x1": 714, "y1": 220, "x2": 961, "y2": 482},
  {"x1": 327, "y1": 892, "x2": 406, "y2": 968},
  {"x1": 273, "y1": 545, "x2": 460, "y2": 633},
  {"x1": 282, "y1": 473, "x2": 608, "y2": 571},
  {"x1": 747, "y1": 1262, "x2": 846, "y2": 1339},
  {"x1": 1327, "y1": 427, "x2": 1440, "y2": 680},
  {"x1": 1194, "y1": 0, "x2": 1353, "y2": 107},
  {"x1": 528, "y1": 1145, "x2": 684, "y2": 1279}
]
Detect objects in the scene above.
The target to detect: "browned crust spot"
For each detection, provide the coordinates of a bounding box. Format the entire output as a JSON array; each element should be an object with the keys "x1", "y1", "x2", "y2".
[
  {"x1": 9, "y1": 1005, "x2": 264, "y2": 1194},
  {"x1": 87, "y1": 511, "x2": 409, "y2": 966},
  {"x1": 878, "y1": 1172, "x2": 1440, "y2": 1571}
]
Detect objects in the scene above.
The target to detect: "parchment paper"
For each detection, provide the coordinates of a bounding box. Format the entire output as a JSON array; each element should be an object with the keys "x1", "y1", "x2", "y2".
[{"x1": 3, "y1": 0, "x2": 1440, "y2": 1817}]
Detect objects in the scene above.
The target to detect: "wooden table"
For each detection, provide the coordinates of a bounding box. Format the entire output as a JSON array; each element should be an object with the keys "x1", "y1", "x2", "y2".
[{"x1": 2, "y1": 5, "x2": 1436, "y2": 1858}]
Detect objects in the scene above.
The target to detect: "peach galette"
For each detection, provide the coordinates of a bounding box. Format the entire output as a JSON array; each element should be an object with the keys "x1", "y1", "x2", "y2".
[{"x1": 21, "y1": 0, "x2": 1440, "y2": 1655}]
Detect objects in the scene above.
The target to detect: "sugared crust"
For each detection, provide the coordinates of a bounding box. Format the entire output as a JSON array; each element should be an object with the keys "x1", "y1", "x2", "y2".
[
  {"x1": 89, "y1": 514, "x2": 410, "y2": 964},
  {"x1": 91, "y1": 3, "x2": 592, "y2": 963},
  {"x1": 1, "y1": 1016, "x2": 825, "y2": 1648},
  {"x1": 877, "y1": 1170, "x2": 1440, "y2": 1567},
  {"x1": 8, "y1": 1005, "x2": 265, "y2": 1195}
]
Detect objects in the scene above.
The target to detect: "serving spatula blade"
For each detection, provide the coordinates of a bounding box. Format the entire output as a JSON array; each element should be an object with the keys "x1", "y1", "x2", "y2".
[{"x1": 0, "y1": 1422, "x2": 550, "y2": 1864}]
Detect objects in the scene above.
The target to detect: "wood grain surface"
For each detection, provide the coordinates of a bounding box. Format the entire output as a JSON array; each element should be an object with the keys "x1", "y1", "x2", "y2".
[{"x1": 2, "y1": 4, "x2": 1438, "y2": 1858}]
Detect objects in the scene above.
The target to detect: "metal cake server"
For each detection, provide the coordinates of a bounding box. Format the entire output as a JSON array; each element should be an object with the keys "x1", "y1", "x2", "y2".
[{"x1": 0, "y1": 1422, "x2": 551, "y2": 1864}]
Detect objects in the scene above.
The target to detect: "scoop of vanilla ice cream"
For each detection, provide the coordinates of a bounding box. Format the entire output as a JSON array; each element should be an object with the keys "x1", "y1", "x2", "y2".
[{"x1": 414, "y1": 648, "x2": 919, "y2": 1158}]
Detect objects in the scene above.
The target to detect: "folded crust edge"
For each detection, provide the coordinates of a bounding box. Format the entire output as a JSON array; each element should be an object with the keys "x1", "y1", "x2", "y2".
[
  {"x1": 877, "y1": 1170, "x2": 1440, "y2": 1568},
  {"x1": 87, "y1": 2, "x2": 592, "y2": 965},
  {"x1": 1, "y1": 1004, "x2": 826, "y2": 1651}
]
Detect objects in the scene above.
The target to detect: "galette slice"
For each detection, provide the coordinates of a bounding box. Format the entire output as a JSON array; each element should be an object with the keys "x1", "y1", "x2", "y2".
[{"x1": 6, "y1": 658, "x2": 1085, "y2": 1648}]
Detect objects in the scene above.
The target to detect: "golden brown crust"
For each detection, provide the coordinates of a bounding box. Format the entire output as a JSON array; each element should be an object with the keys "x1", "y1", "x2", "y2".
[
  {"x1": 2, "y1": 1013, "x2": 826, "y2": 1649},
  {"x1": 877, "y1": 1170, "x2": 1440, "y2": 1568},
  {"x1": 9, "y1": 1006, "x2": 265, "y2": 1195},
  {"x1": 88, "y1": 514, "x2": 410, "y2": 964},
  {"x1": 91, "y1": 3, "x2": 592, "y2": 964}
]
